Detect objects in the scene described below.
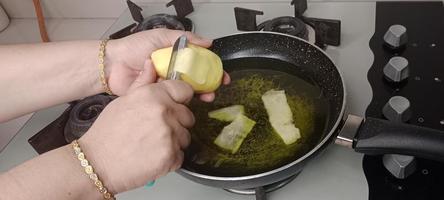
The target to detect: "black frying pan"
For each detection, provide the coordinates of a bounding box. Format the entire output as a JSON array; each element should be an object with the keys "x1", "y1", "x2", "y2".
[{"x1": 178, "y1": 32, "x2": 444, "y2": 197}]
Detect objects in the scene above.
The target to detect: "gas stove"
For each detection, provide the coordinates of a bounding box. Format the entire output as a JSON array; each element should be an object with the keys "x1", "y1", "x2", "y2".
[
  {"x1": 232, "y1": 1, "x2": 341, "y2": 49},
  {"x1": 364, "y1": 2, "x2": 444, "y2": 199},
  {"x1": 1, "y1": 1, "x2": 443, "y2": 200},
  {"x1": 109, "y1": 0, "x2": 195, "y2": 39}
]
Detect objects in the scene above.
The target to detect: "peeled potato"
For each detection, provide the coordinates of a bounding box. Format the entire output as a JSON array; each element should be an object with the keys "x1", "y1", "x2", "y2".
[
  {"x1": 151, "y1": 44, "x2": 223, "y2": 93},
  {"x1": 261, "y1": 90, "x2": 301, "y2": 145},
  {"x1": 208, "y1": 105, "x2": 245, "y2": 122},
  {"x1": 214, "y1": 114, "x2": 256, "y2": 154}
]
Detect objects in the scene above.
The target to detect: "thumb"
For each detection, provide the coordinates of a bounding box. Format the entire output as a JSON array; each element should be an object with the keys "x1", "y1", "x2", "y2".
[
  {"x1": 165, "y1": 30, "x2": 213, "y2": 48},
  {"x1": 184, "y1": 31, "x2": 213, "y2": 48},
  {"x1": 128, "y1": 59, "x2": 157, "y2": 92}
]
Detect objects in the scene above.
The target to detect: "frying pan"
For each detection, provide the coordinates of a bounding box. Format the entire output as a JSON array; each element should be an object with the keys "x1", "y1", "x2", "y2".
[{"x1": 177, "y1": 32, "x2": 444, "y2": 198}]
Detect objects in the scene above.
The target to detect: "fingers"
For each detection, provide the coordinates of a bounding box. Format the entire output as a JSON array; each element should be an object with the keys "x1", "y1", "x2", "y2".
[
  {"x1": 183, "y1": 31, "x2": 213, "y2": 48},
  {"x1": 164, "y1": 29, "x2": 213, "y2": 48},
  {"x1": 173, "y1": 104, "x2": 195, "y2": 128},
  {"x1": 128, "y1": 59, "x2": 158, "y2": 92},
  {"x1": 141, "y1": 59, "x2": 158, "y2": 84},
  {"x1": 199, "y1": 93, "x2": 215, "y2": 102},
  {"x1": 171, "y1": 151, "x2": 184, "y2": 171},
  {"x1": 170, "y1": 119, "x2": 192, "y2": 149},
  {"x1": 197, "y1": 71, "x2": 230, "y2": 102},
  {"x1": 223, "y1": 71, "x2": 231, "y2": 85},
  {"x1": 159, "y1": 80, "x2": 194, "y2": 104}
]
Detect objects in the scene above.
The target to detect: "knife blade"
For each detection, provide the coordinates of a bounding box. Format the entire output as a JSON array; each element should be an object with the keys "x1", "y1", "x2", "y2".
[{"x1": 166, "y1": 35, "x2": 188, "y2": 80}]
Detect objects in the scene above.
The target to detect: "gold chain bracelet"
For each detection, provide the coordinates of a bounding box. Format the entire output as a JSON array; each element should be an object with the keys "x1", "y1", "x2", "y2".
[
  {"x1": 99, "y1": 39, "x2": 113, "y2": 95},
  {"x1": 71, "y1": 140, "x2": 115, "y2": 200}
]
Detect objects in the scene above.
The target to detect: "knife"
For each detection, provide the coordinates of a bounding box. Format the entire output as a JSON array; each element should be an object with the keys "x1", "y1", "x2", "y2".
[{"x1": 166, "y1": 35, "x2": 188, "y2": 80}]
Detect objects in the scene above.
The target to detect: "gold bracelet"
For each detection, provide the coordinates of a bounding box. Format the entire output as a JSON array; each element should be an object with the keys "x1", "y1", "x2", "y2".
[
  {"x1": 71, "y1": 140, "x2": 115, "y2": 200},
  {"x1": 99, "y1": 39, "x2": 113, "y2": 95}
]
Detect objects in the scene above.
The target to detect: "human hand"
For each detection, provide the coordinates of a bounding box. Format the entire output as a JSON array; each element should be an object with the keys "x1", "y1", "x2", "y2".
[
  {"x1": 78, "y1": 80, "x2": 195, "y2": 194},
  {"x1": 106, "y1": 28, "x2": 230, "y2": 101}
]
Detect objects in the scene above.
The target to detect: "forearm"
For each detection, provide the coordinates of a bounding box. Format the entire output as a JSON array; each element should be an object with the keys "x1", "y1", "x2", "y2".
[
  {"x1": 0, "y1": 41, "x2": 110, "y2": 122},
  {"x1": 0, "y1": 145, "x2": 102, "y2": 200}
]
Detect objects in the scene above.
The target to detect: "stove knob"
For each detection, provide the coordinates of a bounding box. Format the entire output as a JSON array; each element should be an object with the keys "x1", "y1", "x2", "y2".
[
  {"x1": 383, "y1": 154, "x2": 417, "y2": 179},
  {"x1": 383, "y1": 24, "x2": 408, "y2": 48},
  {"x1": 383, "y1": 56, "x2": 409, "y2": 82},
  {"x1": 382, "y1": 96, "x2": 412, "y2": 122}
]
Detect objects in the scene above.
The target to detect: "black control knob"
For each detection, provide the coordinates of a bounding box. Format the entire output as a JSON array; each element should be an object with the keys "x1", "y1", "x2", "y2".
[
  {"x1": 383, "y1": 56, "x2": 409, "y2": 82},
  {"x1": 382, "y1": 96, "x2": 412, "y2": 122},
  {"x1": 383, "y1": 154, "x2": 417, "y2": 179},
  {"x1": 383, "y1": 24, "x2": 408, "y2": 48}
]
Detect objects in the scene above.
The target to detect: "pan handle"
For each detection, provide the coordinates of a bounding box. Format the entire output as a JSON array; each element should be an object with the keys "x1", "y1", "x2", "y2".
[{"x1": 336, "y1": 115, "x2": 444, "y2": 162}]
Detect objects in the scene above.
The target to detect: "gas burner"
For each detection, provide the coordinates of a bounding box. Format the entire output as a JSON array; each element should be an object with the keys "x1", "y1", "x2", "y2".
[
  {"x1": 64, "y1": 95, "x2": 115, "y2": 143},
  {"x1": 134, "y1": 14, "x2": 193, "y2": 32},
  {"x1": 258, "y1": 16, "x2": 308, "y2": 40},
  {"x1": 234, "y1": 0, "x2": 341, "y2": 48},
  {"x1": 225, "y1": 174, "x2": 298, "y2": 199},
  {"x1": 109, "y1": 0, "x2": 194, "y2": 39},
  {"x1": 28, "y1": 94, "x2": 116, "y2": 154}
]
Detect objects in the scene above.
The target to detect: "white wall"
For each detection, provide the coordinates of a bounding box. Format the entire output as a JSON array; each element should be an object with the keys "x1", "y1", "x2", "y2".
[
  {"x1": 0, "y1": 0, "x2": 437, "y2": 19},
  {"x1": 0, "y1": 0, "x2": 126, "y2": 18},
  {"x1": 2, "y1": 0, "x2": 283, "y2": 19}
]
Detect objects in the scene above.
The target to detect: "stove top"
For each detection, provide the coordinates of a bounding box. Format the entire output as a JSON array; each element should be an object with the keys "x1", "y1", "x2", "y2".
[
  {"x1": 109, "y1": 0, "x2": 194, "y2": 39},
  {"x1": 258, "y1": 16, "x2": 309, "y2": 40},
  {"x1": 31, "y1": 3, "x2": 372, "y2": 198},
  {"x1": 2, "y1": 1, "x2": 374, "y2": 200},
  {"x1": 364, "y1": 2, "x2": 444, "y2": 200},
  {"x1": 4, "y1": 1, "x2": 443, "y2": 200},
  {"x1": 233, "y1": 3, "x2": 341, "y2": 49},
  {"x1": 134, "y1": 14, "x2": 193, "y2": 32}
]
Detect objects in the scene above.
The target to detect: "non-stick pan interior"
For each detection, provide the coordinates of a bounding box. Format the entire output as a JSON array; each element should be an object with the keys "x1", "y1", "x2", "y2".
[
  {"x1": 211, "y1": 32, "x2": 344, "y2": 119},
  {"x1": 183, "y1": 32, "x2": 344, "y2": 177}
]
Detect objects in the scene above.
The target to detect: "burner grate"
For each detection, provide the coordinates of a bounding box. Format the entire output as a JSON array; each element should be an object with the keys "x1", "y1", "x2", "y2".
[
  {"x1": 225, "y1": 174, "x2": 299, "y2": 200},
  {"x1": 258, "y1": 16, "x2": 308, "y2": 40},
  {"x1": 233, "y1": 0, "x2": 341, "y2": 48},
  {"x1": 109, "y1": 0, "x2": 194, "y2": 39},
  {"x1": 135, "y1": 14, "x2": 186, "y2": 32}
]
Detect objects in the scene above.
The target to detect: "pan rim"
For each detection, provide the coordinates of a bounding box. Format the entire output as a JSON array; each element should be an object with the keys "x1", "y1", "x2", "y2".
[{"x1": 180, "y1": 31, "x2": 347, "y2": 181}]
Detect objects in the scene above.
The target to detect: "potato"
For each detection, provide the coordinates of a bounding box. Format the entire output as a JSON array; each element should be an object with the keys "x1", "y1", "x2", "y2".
[
  {"x1": 208, "y1": 105, "x2": 245, "y2": 122},
  {"x1": 214, "y1": 115, "x2": 256, "y2": 154},
  {"x1": 151, "y1": 44, "x2": 223, "y2": 93},
  {"x1": 262, "y1": 89, "x2": 301, "y2": 145}
]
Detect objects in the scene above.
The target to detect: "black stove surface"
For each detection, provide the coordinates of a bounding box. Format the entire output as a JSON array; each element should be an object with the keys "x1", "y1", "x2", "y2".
[
  {"x1": 365, "y1": 2, "x2": 444, "y2": 200},
  {"x1": 367, "y1": 1, "x2": 444, "y2": 129},
  {"x1": 363, "y1": 155, "x2": 444, "y2": 200}
]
